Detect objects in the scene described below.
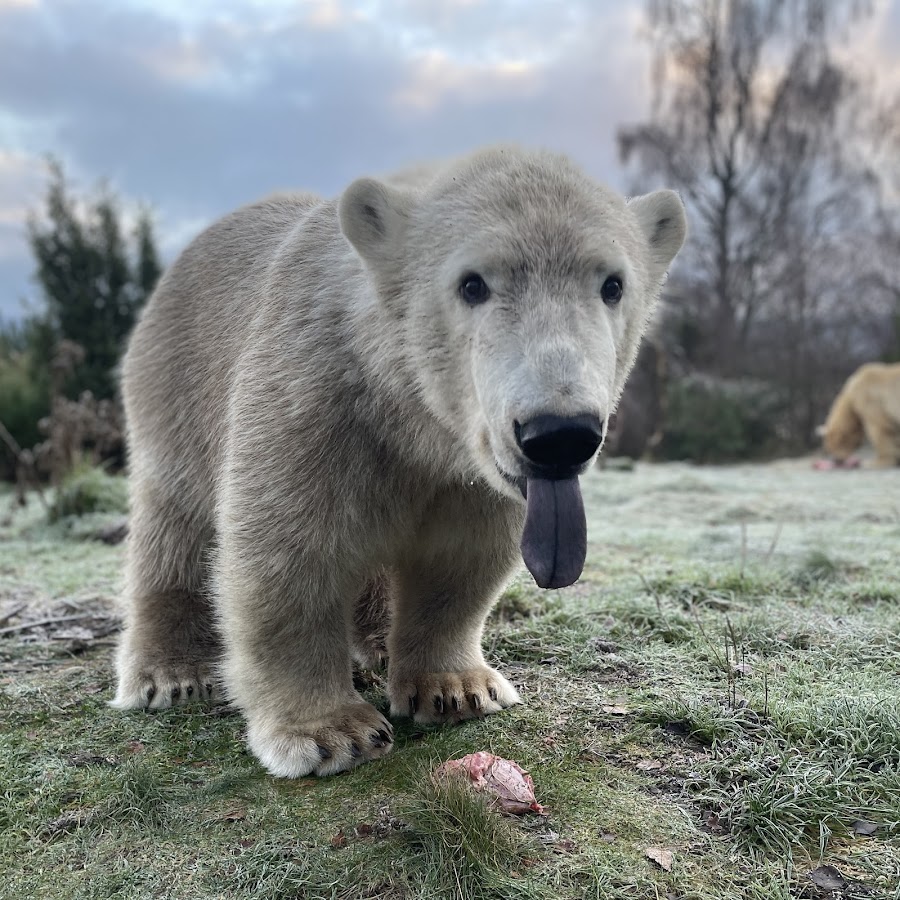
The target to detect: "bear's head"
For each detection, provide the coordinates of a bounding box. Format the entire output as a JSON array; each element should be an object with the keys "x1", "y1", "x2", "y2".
[
  {"x1": 339, "y1": 147, "x2": 686, "y2": 588},
  {"x1": 817, "y1": 414, "x2": 864, "y2": 461}
]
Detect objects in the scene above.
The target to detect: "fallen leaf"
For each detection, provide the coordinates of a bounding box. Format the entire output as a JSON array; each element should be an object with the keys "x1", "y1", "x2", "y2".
[
  {"x1": 732, "y1": 662, "x2": 753, "y2": 677},
  {"x1": 600, "y1": 832, "x2": 616, "y2": 843},
  {"x1": 636, "y1": 759, "x2": 663, "y2": 771},
  {"x1": 124, "y1": 739, "x2": 145, "y2": 754},
  {"x1": 807, "y1": 865, "x2": 845, "y2": 891},
  {"x1": 551, "y1": 839, "x2": 577, "y2": 854},
  {"x1": 330, "y1": 830, "x2": 347, "y2": 849},
  {"x1": 221, "y1": 807, "x2": 246, "y2": 823},
  {"x1": 645, "y1": 848, "x2": 674, "y2": 872},
  {"x1": 852, "y1": 820, "x2": 878, "y2": 836},
  {"x1": 602, "y1": 705, "x2": 629, "y2": 716}
]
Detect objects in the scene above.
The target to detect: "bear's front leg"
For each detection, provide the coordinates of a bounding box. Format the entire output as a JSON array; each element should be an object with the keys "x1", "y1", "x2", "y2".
[
  {"x1": 216, "y1": 543, "x2": 393, "y2": 777},
  {"x1": 387, "y1": 491, "x2": 523, "y2": 725}
]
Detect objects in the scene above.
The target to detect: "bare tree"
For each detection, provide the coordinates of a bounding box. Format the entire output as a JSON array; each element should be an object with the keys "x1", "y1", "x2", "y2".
[{"x1": 619, "y1": 0, "x2": 900, "y2": 447}]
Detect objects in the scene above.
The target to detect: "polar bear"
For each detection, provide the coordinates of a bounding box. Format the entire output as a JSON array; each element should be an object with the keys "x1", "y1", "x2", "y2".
[
  {"x1": 112, "y1": 146, "x2": 687, "y2": 777},
  {"x1": 818, "y1": 362, "x2": 900, "y2": 467}
]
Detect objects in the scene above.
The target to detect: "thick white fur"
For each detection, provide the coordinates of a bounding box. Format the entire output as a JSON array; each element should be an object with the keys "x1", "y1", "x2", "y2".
[
  {"x1": 819, "y1": 362, "x2": 900, "y2": 466},
  {"x1": 112, "y1": 146, "x2": 687, "y2": 777}
]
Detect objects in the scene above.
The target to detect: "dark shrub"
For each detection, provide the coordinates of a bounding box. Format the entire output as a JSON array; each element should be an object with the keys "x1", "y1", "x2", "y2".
[{"x1": 659, "y1": 375, "x2": 784, "y2": 463}]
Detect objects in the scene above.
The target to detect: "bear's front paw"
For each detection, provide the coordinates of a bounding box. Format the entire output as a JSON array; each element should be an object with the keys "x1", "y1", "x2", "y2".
[
  {"x1": 388, "y1": 667, "x2": 520, "y2": 725},
  {"x1": 247, "y1": 700, "x2": 394, "y2": 777}
]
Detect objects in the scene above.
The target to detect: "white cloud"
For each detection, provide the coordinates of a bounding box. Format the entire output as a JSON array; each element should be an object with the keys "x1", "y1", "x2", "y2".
[
  {"x1": 393, "y1": 50, "x2": 539, "y2": 111},
  {"x1": 136, "y1": 37, "x2": 219, "y2": 85},
  {"x1": 0, "y1": 0, "x2": 896, "y2": 320}
]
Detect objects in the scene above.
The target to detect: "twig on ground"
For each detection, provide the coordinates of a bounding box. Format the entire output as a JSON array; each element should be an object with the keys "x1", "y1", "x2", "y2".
[
  {"x1": 0, "y1": 603, "x2": 27, "y2": 628},
  {"x1": 0, "y1": 612, "x2": 115, "y2": 637}
]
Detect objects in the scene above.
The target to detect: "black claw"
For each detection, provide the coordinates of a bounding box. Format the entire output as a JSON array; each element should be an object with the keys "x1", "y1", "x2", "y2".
[
  {"x1": 186, "y1": 685, "x2": 194, "y2": 697},
  {"x1": 145, "y1": 686, "x2": 156, "y2": 705},
  {"x1": 434, "y1": 695, "x2": 444, "y2": 714},
  {"x1": 409, "y1": 695, "x2": 418, "y2": 715},
  {"x1": 318, "y1": 745, "x2": 332, "y2": 760},
  {"x1": 350, "y1": 742, "x2": 362, "y2": 759},
  {"x1": 171, "y1": 686, "x2": 181, "y2": 701},
  {"x1": 205, "y1": 683, "x2": 213, "y2": 697},
  {"x1": 488, "y1": 687, "x2": 498, "y2": 702},
  {"x1": 451, "y1": 696, "x2": 460, "y2": 712},
  {"x1": 470, "y1": 693, "x2": 482, "y2": 711},
  {"x1": 377, "y1": 728, "x2": 391, "y2": 744}
]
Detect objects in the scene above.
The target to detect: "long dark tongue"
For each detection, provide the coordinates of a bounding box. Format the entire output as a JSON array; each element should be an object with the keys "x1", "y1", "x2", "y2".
[{"x1": 520, "y1": 476, "x2": 586, "y2": 589}]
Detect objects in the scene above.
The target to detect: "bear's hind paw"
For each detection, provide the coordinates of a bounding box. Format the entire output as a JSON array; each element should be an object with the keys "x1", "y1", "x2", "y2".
[{"x1": 111, "y1": 662, "x2": 218, "y2": 710}]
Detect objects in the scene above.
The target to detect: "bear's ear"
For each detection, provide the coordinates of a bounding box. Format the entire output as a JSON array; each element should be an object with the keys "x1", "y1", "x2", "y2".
[
  {"x1": 628, "y1": 190, "x2": 688, "y2": 274},
  {"x1": 338, "y1": 177, "x2": 411, "y2": 263}
]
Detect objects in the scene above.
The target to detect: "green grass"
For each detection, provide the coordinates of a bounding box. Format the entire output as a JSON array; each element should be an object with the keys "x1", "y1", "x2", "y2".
[
  {"x1": 400, "y1": 769, "x2": 535, "y2": 900},
  {"x1": 1, "y1": 460, "x2": 899, "y2": 899}
]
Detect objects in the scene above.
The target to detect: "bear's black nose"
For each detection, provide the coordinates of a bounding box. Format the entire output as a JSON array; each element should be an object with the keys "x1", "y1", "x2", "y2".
[{"x1": 515, "y1": 413, "x2": 604, "y2": 476}]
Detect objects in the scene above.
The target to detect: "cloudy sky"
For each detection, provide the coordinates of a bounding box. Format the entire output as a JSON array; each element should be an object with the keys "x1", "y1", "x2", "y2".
[{"x1": 1, "y1": 0, "x2": 898, "y2": 321}]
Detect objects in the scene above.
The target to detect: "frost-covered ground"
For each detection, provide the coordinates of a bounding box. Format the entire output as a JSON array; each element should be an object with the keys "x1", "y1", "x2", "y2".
[
  {"x1": 1, "y1": 460, "x2": 898, "y2": 900},
  {"x1": 586, "y1": 457, "x2": 900, "y2": 566}
]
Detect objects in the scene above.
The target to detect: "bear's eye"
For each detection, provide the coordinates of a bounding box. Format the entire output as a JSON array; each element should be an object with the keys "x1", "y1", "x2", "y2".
[
  {"x1": 601, "y1": 275, "x2": 623, "y2": 306},
  {"x1": 459, "y1": 273, "x2": 491, "y2": 305}
]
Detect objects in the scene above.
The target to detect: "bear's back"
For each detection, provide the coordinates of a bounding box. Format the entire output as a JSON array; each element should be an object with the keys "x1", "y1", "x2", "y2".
[
  {"x1": 122, "y1": 192, "x2": 324, "y2": 500},
  {"x1": 851, "y1": 362, "x2": 900, "y2": 421}
]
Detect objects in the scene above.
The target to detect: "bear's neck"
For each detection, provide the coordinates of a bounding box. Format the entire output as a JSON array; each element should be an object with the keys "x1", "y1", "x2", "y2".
[{"x1": 343, "y1": 290, "x2": 474, "y2": 486}]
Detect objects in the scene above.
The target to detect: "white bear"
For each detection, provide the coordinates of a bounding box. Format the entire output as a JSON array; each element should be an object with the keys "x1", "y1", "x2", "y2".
[
  {"x1": 818, "y1": 362, "x2": 900, "y2": 467},
  {"x1": 112, "y1": 146, "x2": 687, "y2": 777}
]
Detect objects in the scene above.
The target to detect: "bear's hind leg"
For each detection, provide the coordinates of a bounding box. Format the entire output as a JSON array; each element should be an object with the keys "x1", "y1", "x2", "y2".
[
  {"x1": 112, "y1": 479, "x2": 219, "y2": 710},
  {"x1": 350, "y1": 570, "x2": 391, "y2": 669}
]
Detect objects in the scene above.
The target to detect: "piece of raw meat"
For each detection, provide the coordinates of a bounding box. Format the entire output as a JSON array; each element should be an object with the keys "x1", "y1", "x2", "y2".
[{"x1": 434, "y1": 751, "x2": 546, "y2": 815}]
